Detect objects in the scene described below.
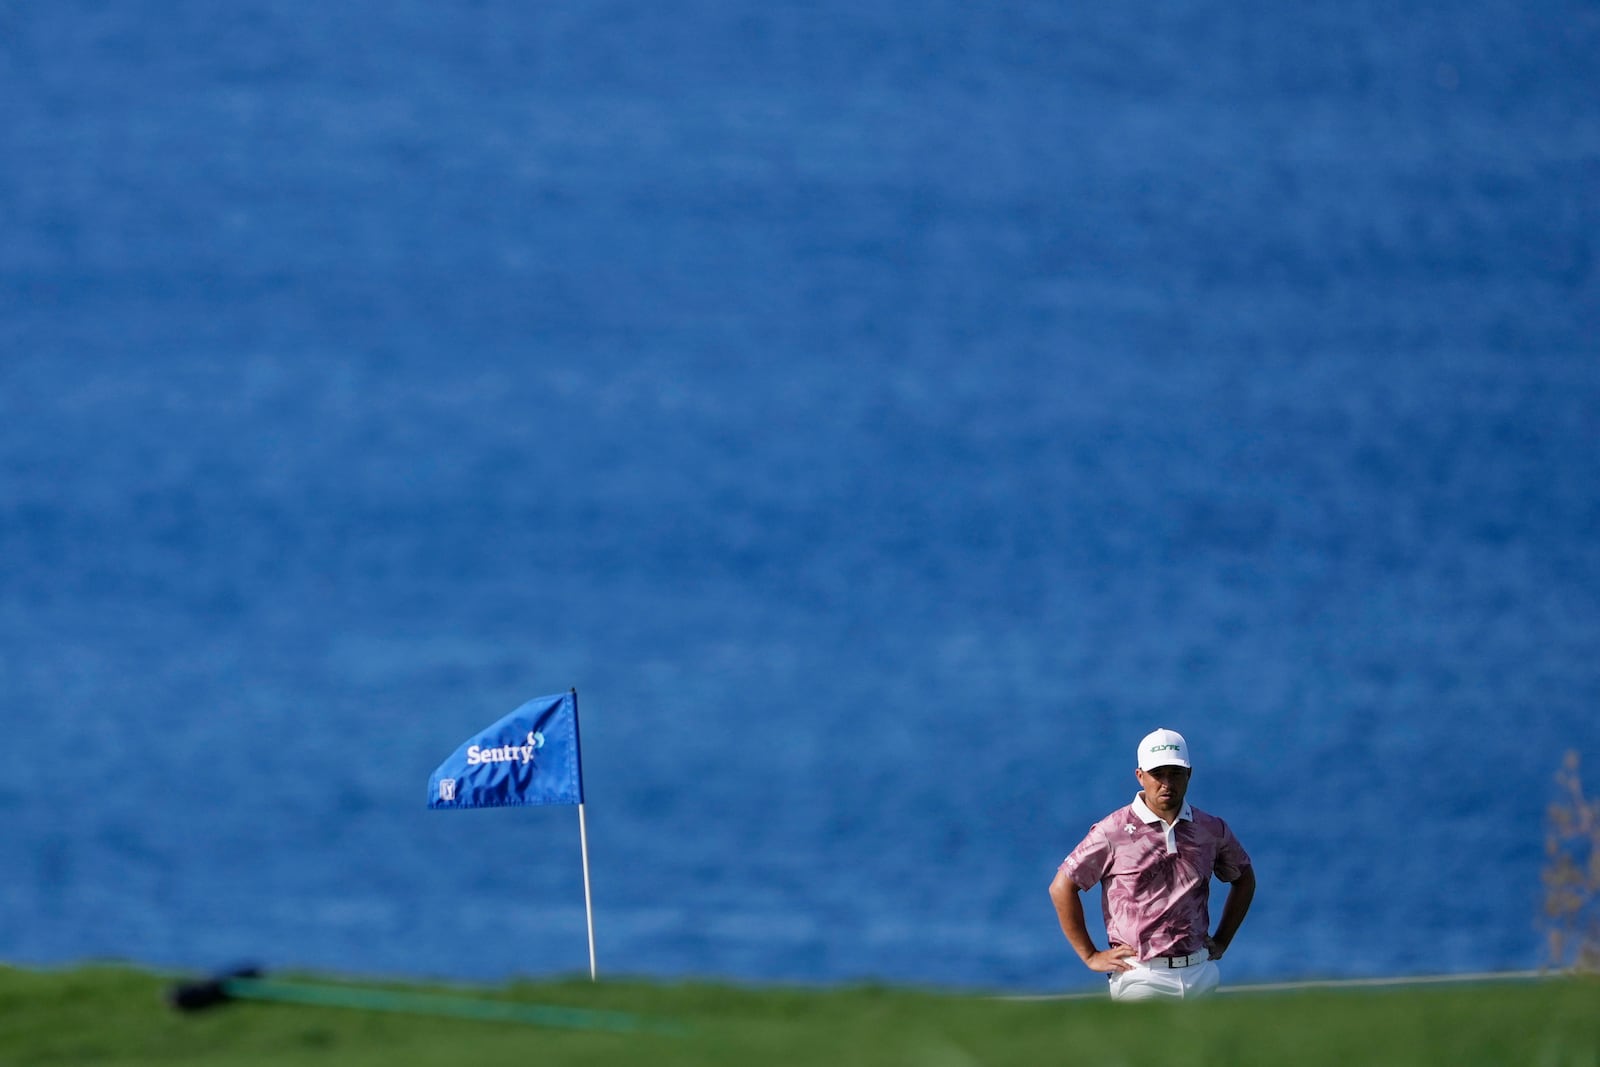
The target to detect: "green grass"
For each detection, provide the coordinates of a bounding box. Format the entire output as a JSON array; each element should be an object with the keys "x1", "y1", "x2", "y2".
[{"x1": 1, "y1": 964, "x2": 1595, "y2": 1066}]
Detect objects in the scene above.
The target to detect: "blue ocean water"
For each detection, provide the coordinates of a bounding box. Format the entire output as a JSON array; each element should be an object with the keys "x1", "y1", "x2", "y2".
[{"x1": 2, "y1": 2, "x2": 1597, "y2": 994}]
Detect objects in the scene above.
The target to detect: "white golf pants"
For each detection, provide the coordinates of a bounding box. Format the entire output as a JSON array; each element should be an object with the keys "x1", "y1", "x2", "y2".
[{"x1": 1108, "y1": 958, "x2": 1221, "y2": 1001}]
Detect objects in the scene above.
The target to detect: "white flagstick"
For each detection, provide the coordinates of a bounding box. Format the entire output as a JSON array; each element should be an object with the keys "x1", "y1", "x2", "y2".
[{"x1": 578, "y1": 803, "x2": 597, "y2": 981}]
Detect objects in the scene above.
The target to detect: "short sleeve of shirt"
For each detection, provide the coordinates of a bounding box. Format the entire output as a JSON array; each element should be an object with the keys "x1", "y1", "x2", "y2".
[
  {"x1": 1061, "y1": 820, "x2": 1112, "y2": 891},
  {"x1": 1212, "y1": 819, "x2": 1252, "y2": 883}
]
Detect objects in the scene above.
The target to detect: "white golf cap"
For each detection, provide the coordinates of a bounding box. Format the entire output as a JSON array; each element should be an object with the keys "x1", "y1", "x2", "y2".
[{"x1": 1137, "y1": 728, "x2": 1191, "y2": 771}]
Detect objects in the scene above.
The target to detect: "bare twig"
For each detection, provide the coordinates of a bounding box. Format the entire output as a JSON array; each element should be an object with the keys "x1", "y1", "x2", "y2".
[{"x1": 1542, "y1": 751, "x2": 1600, "y2": 973}]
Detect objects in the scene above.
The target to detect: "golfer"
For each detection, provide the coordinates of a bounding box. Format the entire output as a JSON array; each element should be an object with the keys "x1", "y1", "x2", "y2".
[{"x1": 1049, "y1": 728, "x2": 1255, "y2": 1000}]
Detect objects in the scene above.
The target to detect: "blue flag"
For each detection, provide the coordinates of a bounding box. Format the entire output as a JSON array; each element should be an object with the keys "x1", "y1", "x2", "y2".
[{"x1": 428, "y1": 691, "x2": 585, "y2": 810}]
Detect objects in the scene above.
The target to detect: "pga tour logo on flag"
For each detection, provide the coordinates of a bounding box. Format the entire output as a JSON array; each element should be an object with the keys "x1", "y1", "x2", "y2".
[{"x1": 428, "y1": 691, "x2": 585, "y2": 810}]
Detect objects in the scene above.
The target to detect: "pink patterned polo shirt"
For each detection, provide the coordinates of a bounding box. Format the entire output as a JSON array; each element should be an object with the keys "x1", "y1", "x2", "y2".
[{"x1": 1060, "y1": 794, "x2": 1252, "y2": 961}]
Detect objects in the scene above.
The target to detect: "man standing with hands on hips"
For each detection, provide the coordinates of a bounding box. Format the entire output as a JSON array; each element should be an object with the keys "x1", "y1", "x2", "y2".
[{"x1": 1049, "y1": 728, "x2": 1256, "y2": 1000}]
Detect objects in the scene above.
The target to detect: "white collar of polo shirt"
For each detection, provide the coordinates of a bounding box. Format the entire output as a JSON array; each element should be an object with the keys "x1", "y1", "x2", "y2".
[{"x1": 1132, "y1": 793, "x2": 1193, "y2": 855}]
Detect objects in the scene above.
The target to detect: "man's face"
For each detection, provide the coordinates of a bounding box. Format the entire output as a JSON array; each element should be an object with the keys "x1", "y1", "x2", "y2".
[{"x1": 1136, "y1": 764, "x2": 1191, "y2": 812}]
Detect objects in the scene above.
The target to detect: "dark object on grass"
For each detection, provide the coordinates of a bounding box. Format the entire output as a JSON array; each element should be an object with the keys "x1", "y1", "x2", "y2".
[
  {"x1": 165, "y1": 966, "x2": 682, "y2": 1034},
  {"x1": 167, "y1": 965, "x2": 263, "y2": 1012}
]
